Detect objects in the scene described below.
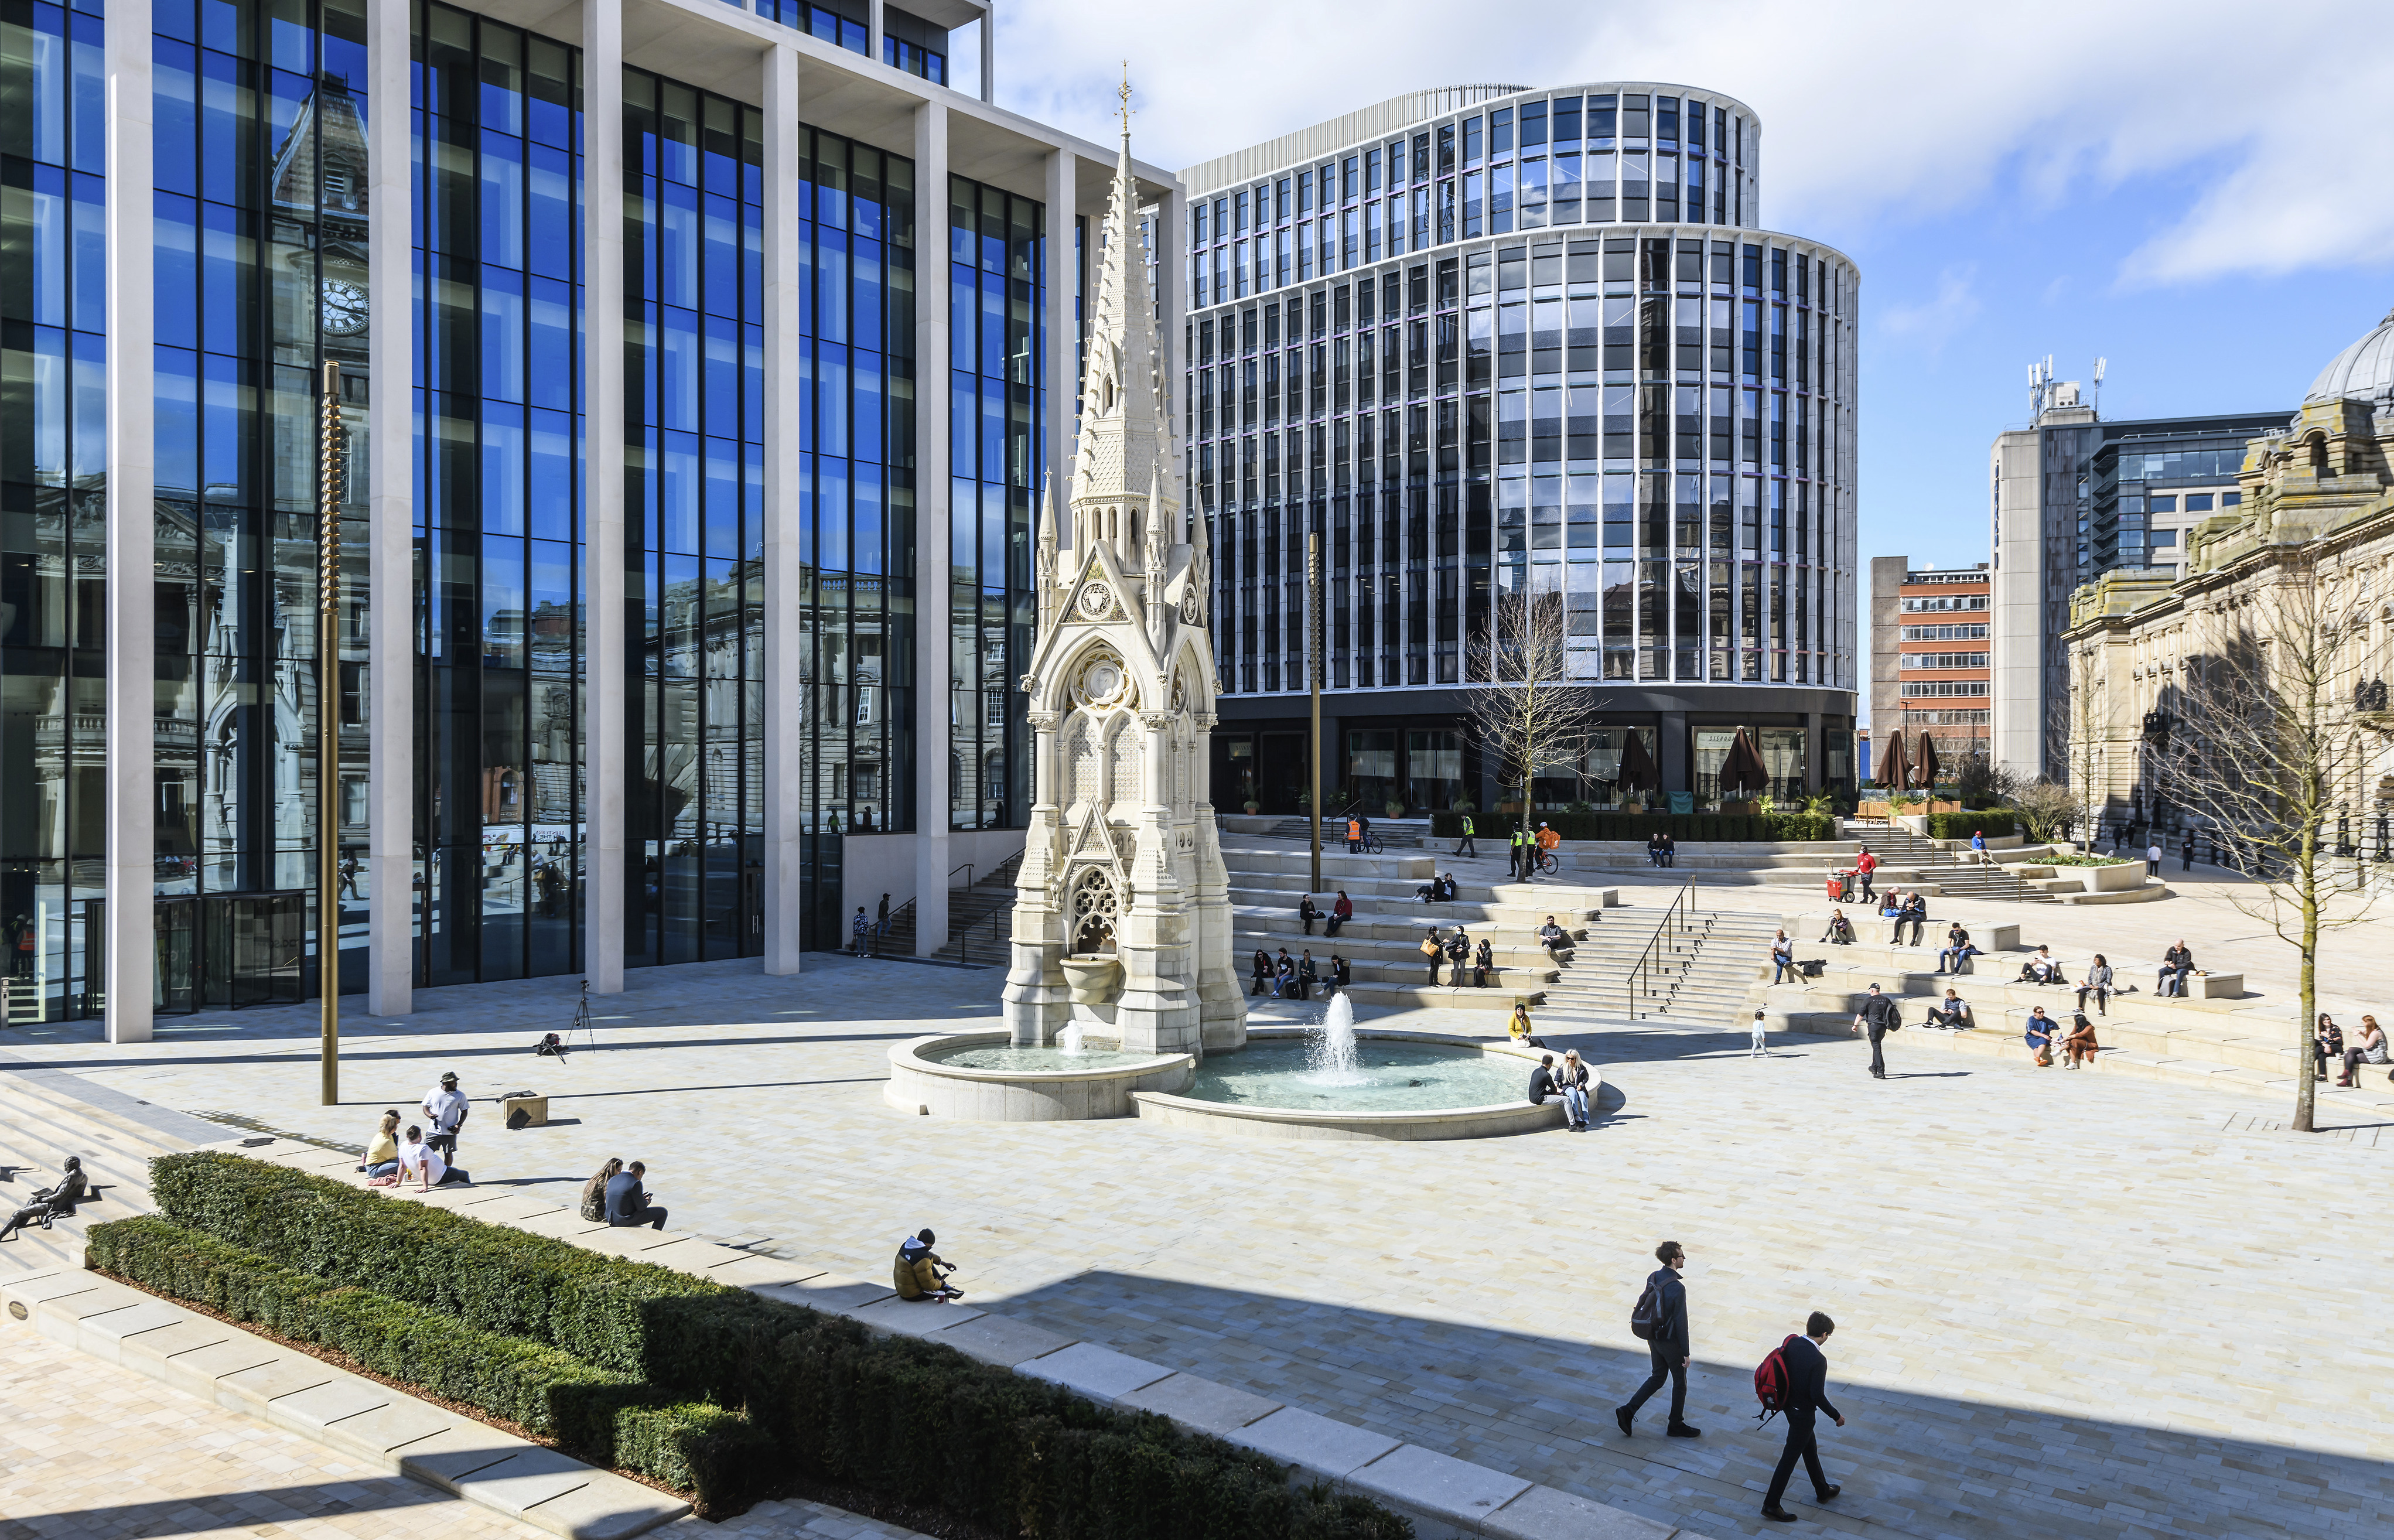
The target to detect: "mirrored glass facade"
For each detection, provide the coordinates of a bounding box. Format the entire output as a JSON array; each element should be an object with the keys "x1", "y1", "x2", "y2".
[{"x1": 1187, "y1": 83, "x2": 1857, "y2": 813}]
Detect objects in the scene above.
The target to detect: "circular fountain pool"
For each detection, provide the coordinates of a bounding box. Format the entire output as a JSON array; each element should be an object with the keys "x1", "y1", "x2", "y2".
[
  {"x1": 1131, "y1": 1025, "x2": 1574, "y2": 1142},
  {"x1": 886, "y1": 1031, "x2": 1194, "y2": 1121}
]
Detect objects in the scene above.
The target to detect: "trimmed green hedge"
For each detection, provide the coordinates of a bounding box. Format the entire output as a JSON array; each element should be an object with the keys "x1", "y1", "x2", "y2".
[
  {"x1": 1428, "y1": 810, "x2": 1834, "y2": 842},
  {"x1": 135, "y1": 1154, "x2": 1412, "y2": 1540},
  {"x1": 1925, "y1": 810, "x2": 2017, "y2": 839},
  {"x1": 84, "y1": 1215, "x2": 744, "y2": 1506}
]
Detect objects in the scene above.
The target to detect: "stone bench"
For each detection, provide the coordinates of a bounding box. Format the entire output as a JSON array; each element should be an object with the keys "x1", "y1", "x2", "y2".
[{"x1": 2150, "y1": 969, "x2": 2244, "y2": 1000}]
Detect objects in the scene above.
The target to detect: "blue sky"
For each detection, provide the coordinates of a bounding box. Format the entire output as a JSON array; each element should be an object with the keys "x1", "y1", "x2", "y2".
[{"x1": 995, "y1": 0, "x2": 2394, "y2": 607}]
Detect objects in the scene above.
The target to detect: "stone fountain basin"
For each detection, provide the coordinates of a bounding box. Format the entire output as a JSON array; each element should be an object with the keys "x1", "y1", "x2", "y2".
[
  {"x1": 887, "y1": 1031, "x2": 1195, "y2": 1121},
  {"x1": 1129, "y1": 1028, "x2": 1575, "y2": 1142}
]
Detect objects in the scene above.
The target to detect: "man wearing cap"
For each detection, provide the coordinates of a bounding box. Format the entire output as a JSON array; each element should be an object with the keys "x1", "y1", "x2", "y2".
[{"x1": 421, "y1": 1072, "x2": 470, "y2": 1165}]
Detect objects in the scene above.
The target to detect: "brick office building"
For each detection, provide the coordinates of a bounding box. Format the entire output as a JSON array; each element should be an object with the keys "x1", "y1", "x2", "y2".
[{"x1": 1869, "y1": 558, "x2": 1990, "y2": 776}]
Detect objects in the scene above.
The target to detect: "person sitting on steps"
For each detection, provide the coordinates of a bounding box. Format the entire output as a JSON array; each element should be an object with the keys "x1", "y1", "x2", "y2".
[
  {"x1": 1473, "y1": 937, "x2": 1494, "y2": 988},
  {"x1": 1819, "y1": 910, "x2": 1855, "y2": 945},
  {"x1": 1326, "y1": 891, "x2": 1351, "y2": 937},
  {"x1": 1538, "y1": 916, "x2": 1573, "y2": 958},
  {"x1": 2017, "y1": 946, "x2": 2066, "y2": 985},
  {"x1": 1923, "y1": 989, "x2": 1972, "y2": 1029},
  {"x1": 1298, "y1": 894, "x2": 1321, "y2": 935},
  {"x1": 0, "y1": 1156, "x2": 91, "y2": 1242},
  {"x1": 1936, "y1": 924, "x2": 1978, "y2": 975},
  {"x1": 893, "y1": 1228, "x2": 964, "y2": 1302}
]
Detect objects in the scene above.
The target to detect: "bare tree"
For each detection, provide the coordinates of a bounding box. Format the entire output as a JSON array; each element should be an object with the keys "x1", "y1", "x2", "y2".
[
  {"x1": 1465, "y1": 590, "x2": 1606, "y2": 817},
  {"x1": 2012, "y1": 779, "x2": 2077, "y2": 846},
  {"x1": 2153, "y1": 553, "x2": 2375, "y2": 1133},
  {"x1": 2053, "y1": 661, "x2": 2110, "y2": 852}
]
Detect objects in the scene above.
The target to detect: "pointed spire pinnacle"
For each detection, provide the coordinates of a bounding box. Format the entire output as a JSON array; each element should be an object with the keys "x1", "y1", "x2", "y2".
[{"x1": 1037, "y1": 470, "x2": 1057, "y2": 555}]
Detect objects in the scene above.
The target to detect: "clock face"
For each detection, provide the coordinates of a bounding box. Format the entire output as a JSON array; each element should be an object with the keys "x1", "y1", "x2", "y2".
[{"x1": 322, "y1": 279, "x2": 368, "y2": 337}]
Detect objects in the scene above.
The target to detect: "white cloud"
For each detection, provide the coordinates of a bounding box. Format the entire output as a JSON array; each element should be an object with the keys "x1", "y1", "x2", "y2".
[
  {"x1": 1879, "y1": 265, "x2": 1980, "y2": 353},
  {"x1": 993, "y1": 0, "x2": 2394, "y2": 286}
]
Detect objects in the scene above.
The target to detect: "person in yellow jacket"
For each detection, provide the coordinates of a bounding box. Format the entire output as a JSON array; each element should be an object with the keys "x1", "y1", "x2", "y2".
[{"x1": 893, "y1": 1228, "x2": 964, "y2": 1302}]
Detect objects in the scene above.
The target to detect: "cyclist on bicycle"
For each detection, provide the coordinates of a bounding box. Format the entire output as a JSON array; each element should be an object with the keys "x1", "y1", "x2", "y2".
[{"x1": 1535, "y1": 822, "x2": 1562, "y2": 876}]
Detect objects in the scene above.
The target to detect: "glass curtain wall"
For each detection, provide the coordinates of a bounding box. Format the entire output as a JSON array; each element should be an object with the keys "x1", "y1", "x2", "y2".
[
  {"x1": 946, "y1": 173, "x2": 1039, "y2": 833},
  {"x1": 415, "y1": 2, "x2": 581, "y2": 986},
  {"x1": 0, "y1": 0, "x2": 104, "y2": 1015}
]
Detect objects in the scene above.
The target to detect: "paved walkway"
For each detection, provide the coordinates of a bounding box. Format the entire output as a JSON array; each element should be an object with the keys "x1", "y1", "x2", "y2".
[
  {"x1": 4, "y1": 941, "x2": 2389, "y2": 1539},
  {"x1": 0, "y1": 1327, "x2": 541, "y2": 1540}
]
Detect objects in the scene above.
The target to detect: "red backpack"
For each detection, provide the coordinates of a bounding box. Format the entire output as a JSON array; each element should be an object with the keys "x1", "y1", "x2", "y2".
[{"x1": 1753, "y1": 1335, "x2": 1799, "y2": 1425}]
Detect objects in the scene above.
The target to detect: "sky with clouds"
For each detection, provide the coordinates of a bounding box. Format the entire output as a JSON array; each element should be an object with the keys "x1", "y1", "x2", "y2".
[{"x1": 988, "y1": 0, "x2": 2394, "y2": 586}]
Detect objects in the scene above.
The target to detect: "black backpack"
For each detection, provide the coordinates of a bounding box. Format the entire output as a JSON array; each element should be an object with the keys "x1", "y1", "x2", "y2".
[{"x1": 1630, "y1": 1276, "x2": 1665, "y2": 1341}]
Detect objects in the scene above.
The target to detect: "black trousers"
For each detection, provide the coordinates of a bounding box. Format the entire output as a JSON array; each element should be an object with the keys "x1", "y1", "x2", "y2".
[
  {"x1": 1623, "y1": 1342, "x2": 1686, "y2": 1425},
  {"x1": 1867, "y1": 1027, "x2": 1887, "y2": 1075},
  {"x1": 1766, "y1": 1409, "x2": 1831, "y2": 1507}
]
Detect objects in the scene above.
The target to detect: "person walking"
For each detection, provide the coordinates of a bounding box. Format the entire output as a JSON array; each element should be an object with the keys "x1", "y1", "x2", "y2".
[
  {"x1": 1751, "y1": 1007, "x2": 1771, "y2": 1058},
  {"x1": 850, "y1": 905, "x2": 870, "y2": 956},
  {"x1": 1445, "y1": 928, "x2": 1471, "y2": 991},
  {"x1": 1555, "y1": 1049, "x2": 1593, "y2": 1130},
  {"x1": 1326, "y1": 890, "x2": 1351, "y2": 937},
  {"x1": 420, "y1": 1072, "x2": 469, "y2": 1166},
  {"x1": 1510, "y1": 823, "x2": 1531, "y2": 882},
  {"x1": 2146, "y1": 839, "x2": 2163, "y2": 879},
  {"x1": 1852, "y1": 846, "x2": 1878, "y2": 903},
  {"x1": 1760, "y1": 1311, "x2": 1846, "y2": 1523},
  {"x1": 1770, "y1": 930, "x2": 1795, "y2": 985},
  {"x1": 1852, "y1": 984, "x2": 1899, "y2": 1080},
  {"x1": 2076, "y1": 955, "x2": 2113, "y2": 1017},
  {"x1": 1616, "y1": 1241, "x2": 1700, "y2": 1439},
  {"x1": 875, "y1": 893, "x2": 892, "y2": 951},
  {"x1": 1456, "y1": 811, "x2": 1478, "y2": 858}
]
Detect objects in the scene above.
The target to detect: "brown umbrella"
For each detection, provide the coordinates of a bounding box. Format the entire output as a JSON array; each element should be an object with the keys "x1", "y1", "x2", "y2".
[
  {"x1": 1617, "y1": 729, "x2": 1659, "y2": 791},
  {"x1": 1875, "y1": 727, "x2": 1911, "y2": 792},
  {"x1": 1722, "y1": 729, "x2": 1772, "y2": 798},
  {"x1": 1913, "y1": 731, "x2": 1942, "y2": 792}
]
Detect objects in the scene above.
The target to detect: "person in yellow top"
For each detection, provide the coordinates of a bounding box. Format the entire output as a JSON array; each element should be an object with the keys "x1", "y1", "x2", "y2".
[
  {"x1": 1508, "y1": 1002, "x2": 1546, "y2": 1049},
  {"x1": 360, "y1": 1110, "x2": 401, "y2": 1179},
  {"x1": 893, "y1": 1228, "x2": 965, "y2": 1302}
]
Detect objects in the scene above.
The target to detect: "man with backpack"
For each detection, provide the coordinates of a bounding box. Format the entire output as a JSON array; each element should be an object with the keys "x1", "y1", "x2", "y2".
[
  {"x1": 1853, "y1": 984, "x2": 1901, "y2": 1080},
  {"x1": 1614, "y1": 1241, "x2": 1700, "y2": 1440},
  {"x1": 1757, "y1": 1310, "x2": 1846, "y2": 1522}
]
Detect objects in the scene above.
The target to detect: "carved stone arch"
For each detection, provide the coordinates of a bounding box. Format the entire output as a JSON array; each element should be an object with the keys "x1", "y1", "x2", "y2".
[
  {"x1": 1068, "y1": 866, "x2": 1121, "y2": 954},
  {"x1": 1064, "y1": 713, "x2": 1100, "y2": 810},
  {"x1": 1105, "y1": 712, "x2": 1142, "y2": 808}
]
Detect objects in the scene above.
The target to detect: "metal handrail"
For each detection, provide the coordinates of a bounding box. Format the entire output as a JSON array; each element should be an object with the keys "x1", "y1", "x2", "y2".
[
  {"x1": 950, "y1": 862, "x2": 975, "y2": 890},
  {"x1": 1624, "y1": 882, "x2": 1715, "y2": 1020}
]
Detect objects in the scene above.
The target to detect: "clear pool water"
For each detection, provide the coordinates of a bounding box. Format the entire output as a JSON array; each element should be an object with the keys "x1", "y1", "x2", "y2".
[
  {"x1": 926, "y1": 1040, "x2": 1164, "y2": 1073},
  {"x1": 1183, "y1": 1037, "x2": 1527, "y2": 1111}
]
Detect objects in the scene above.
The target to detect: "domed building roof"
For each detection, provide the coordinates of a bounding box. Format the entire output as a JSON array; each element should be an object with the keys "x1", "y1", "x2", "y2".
[{"x1": 2306, "y1": 304, "x2": 2394, "y2": 409}]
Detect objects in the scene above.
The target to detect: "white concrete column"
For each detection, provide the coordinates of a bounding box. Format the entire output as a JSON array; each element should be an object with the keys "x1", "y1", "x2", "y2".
[
  {"x1": 761, "y1": 43, "x2": 805, "y2": 975},
  {"x1": 978, "y1": 7, "x2": 993, "y2": 104},
  {"x1": 911, "y1": 100, "x2": 951, "y2": 955},
  {"x1": 867, "y1": 0, "x2": 884, "y2": 67},
  {"x1": 103, "y1": 0, "x2": 153, "y2": 1044},
  {"x1": 365, "y1": 0, "x2": 412, "y2": 1017},
  {"x1": 1044, "y1": 148, "x2": 1074, "y2": 543},
  {"x1": 583, "y1": 0, "x2": 627, "y2": 992}
]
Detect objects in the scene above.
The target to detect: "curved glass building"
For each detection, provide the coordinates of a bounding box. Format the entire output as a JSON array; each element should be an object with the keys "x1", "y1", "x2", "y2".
[{"x1": 1181, "y1": 83, "x2": 1857, "y2": 814}]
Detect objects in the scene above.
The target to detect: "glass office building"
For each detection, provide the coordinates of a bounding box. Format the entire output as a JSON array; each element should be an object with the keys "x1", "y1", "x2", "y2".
[
  {"x1": 2, "y1": 0, "x2": 1142, "y2": 1037},
  {"x1": 1182, "y1": 84, "x2": 1857, "y2": 816}
]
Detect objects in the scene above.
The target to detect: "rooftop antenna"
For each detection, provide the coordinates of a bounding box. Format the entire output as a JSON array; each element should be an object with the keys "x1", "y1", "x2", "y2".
[
  {"x1": 2090, "y1": 356, "x2": 2106, "y2": 416},
  {"x1": 2027, "y1": 356, "x2": 2054, "y2": 419}
]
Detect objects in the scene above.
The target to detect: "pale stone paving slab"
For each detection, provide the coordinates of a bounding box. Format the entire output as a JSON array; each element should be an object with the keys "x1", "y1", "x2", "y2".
[{"x1": 12, "y1": 946, "x2": 2394, "y2": 1536}]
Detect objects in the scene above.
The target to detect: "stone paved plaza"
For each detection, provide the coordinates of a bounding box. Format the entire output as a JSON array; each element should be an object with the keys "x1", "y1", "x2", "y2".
[{"x1": 4, "y1": 873, "x2": 2392, "y2": 1540}]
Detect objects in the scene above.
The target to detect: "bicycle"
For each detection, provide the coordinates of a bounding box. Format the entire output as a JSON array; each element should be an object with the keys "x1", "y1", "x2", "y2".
[
  {"x1": 1532, "y1": 849, "x2": 1561, "y2": 876},
  {"x1": 1359, "y1": 831, "x2": 1385, "y2": 855}
]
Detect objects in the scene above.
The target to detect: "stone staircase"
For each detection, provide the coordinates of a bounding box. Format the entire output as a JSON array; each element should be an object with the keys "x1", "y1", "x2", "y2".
[
  {"x1": 927, "y1": 853, "x2": 1026, "y2": 967},
  {"x1": 0, "y1": 1069, "x2": 198, "y2": 1276},
  {"x1": 1536, "y1": 902, "x2": 1785, "y2": 1028},
  {"x1": 1263, "y1": 815, "x2": 1426, "y2": 847},
  {"x1": 1852, "y1": 824, "x2": 2062, "y2": 904}
]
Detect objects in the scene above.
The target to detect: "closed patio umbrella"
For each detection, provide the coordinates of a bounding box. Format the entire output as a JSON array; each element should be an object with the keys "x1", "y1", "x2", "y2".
[
  {"x1": 1617, "y1": 729, "x2": 1659, "y2": 791},
  {"x1": 1914, "y1": 731, "x2": 1942, "y2": 793},
  {"x1": 1875, "y1": 728, "x2": 1911, "y2": 793},
  {"x1": 1722, "y1": 729, "x2": 1772, "y2": 800}
]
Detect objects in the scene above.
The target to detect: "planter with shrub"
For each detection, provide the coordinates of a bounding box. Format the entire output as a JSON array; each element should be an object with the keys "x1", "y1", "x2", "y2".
[
  {"x1": 1427, "y1": 811, "x2": 1835, "y2": 843},
  {"x1": 1924, "y1": 809, "x2": 2019, "y2": 839},
  {"x1": 106, "y1": 1153, "x2": 1412, "y2": 1539}
]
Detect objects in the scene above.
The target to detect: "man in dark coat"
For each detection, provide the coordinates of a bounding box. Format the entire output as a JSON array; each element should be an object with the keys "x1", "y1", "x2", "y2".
[
  {"x1": 0, "y1": 1156, "x2": 90, "y2": 1241},
  {"x1": 1853, "y1": 983, "x2": 1901, "y2": 1080},
  {"x1": 1616, "y1": 1240, "x2": 1700, "y2": 1438},
  {"x1": 1762, "y1": 1311, "x2": 1847, "y2": 1522}
]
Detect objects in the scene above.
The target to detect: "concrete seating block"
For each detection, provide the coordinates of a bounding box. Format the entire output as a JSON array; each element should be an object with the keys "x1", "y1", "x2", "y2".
[
  {"x1": 399, "y1": 1424, "x2": 541, "y2": 1490},
  {"x1": 709, "y1": 1255, "x2": 828, "y2": 1290},
  {"x1": 267, "y1": 1377, "x2": 391, "y2": 1437},
  {"x1": 1019, "y1": 1340, "x2": 1174, "y2": 1403},
  {"x1": 74, "y1": 1300, "x2": 188, "y2": 1361},
  {"x1": 1347, "y1": 1442, "x2": 1534, "y2": 1531},
  {"x1": 115, "y1": 1319, "x2": 233, "y2": 1377},
  {"x1": 846, "y1": 1296, "x2": 986, "y2": 1338},
  {"x1": 156, "y1": 1336, "x2": 284, "y2": 1400},
  {"x1": 923, "y1": 1313, "x2": 1078, "y2": 1368},
  {"x1": 1, "y1": 1269, "x2": 103, "y2": 1312},
  {"x1": 1985, "y1": 923, "x2": 2021, "y2": 950},
  {"x1": 513, "y1": 1208, "x2": 613, "y2": 1241},
  {"x1": 752, "y1": 1274, "x2": 892, "y2": 1312},
  {"x1": 516, "y1": 1474, "x2": 691, "y2": 1540},
  {"x1": 215, "y1": 1355, "x2": 338, "y2": 1417},
  {"x1": 498, "y1": 1093, "x2": 549, "y2": 1128},
  {"x1": 455, "y1": 1446, "x2": 595, "y2": 1518},
  {"x1": 1225, "y1": 1405, "x2": 1403, "y2": 1478},
  {"x1": 320, "y1": 1398, "x2": 456, "y2": 1459},
  {"x1": 571, "y1": 1226, "x2": 684, "y2": 1258},
  {"x1": 1112, "y1": 1371, "x2": 1283, "y2": 1434},
  {"x1": 2188, "y1": 972, "x2": 2244, "y2": 999},
  {"x1": 637, "y1": 1237, "x2": 752, "y2": 1273},
  {"x1": 1483, "y1": 1484, "x2": 1677, "y2": 1540}
]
